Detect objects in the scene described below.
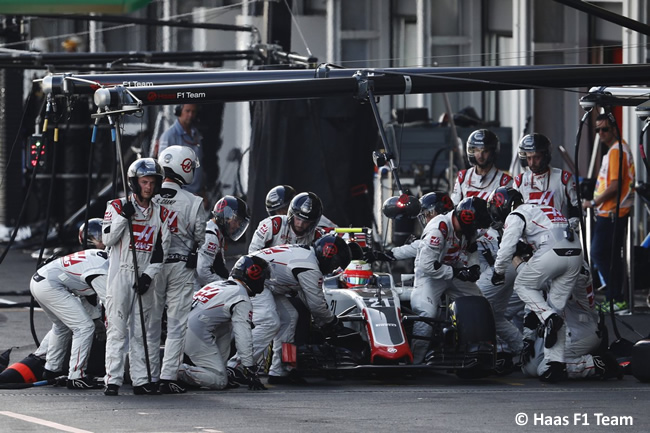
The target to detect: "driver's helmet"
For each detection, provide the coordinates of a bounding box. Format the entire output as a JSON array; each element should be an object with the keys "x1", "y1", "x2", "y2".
[{"x1": 343, "y1": 260, "x2": 373, "y2": 288}]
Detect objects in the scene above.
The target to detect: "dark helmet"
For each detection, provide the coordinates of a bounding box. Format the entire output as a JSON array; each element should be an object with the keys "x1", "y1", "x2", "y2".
[
  {"x1": 230, "y1": 255, "x2": 270, "y2": 296},
  {"x1": 347, "y1": 240, "x2": 364, "y2": 261},
  {"x1": 487, "y1": 187, "x2": 524, "y2": 229},
  {"x1": 417, "y1": 192, "x2": 454, "y2": 226},
  {"x1": 79, "y1": 218, "x2": 104, "y2": 248},
  {"x1": 518, "y1": 133, "x2": 552, "y2": 173},
  {"x1": 453, "y1": 196, "x2": 491, "y2": 238},
  {"x1": 313, "y1": 235, "x2": 352, "y2": 275},
  {"x1": 127, "y1": 158, "x2": 163, "y2": 197},
  {"x1": 287, "y1": 192, "x2": 323, "y2": 236},
  {"x1": 265, "y1": 185, "x2": 297, "y2": 216},
  {"x1": 466, "y1": 129, "x2": 500, "y2": 167},
  {"x1": 382, "y1": 194, "x2": 421, "y2": 219},
  {"x1": 212, "y1": 195, "x2": 251, "y2": 241}
]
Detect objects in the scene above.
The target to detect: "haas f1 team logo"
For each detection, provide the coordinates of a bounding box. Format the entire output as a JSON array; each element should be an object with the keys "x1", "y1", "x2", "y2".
[
  {"x1": 459, "y1": 210, "x2": 475, "y2": 225},
  {"x1": 131, "y1": 224, "x2": 156, "y2": 252},
  {"x1": 181, "y1": 158, "x2": 193, "y2": 173},
  {"x1": 322, "y1": 242, "x2": 338, "y2": 258},
  {"x1": 492, "y1": 191, "x2": 506, "y2": 208},
  {"x1": 246, "y1": 264, "x2": 264, "y2": 280}
]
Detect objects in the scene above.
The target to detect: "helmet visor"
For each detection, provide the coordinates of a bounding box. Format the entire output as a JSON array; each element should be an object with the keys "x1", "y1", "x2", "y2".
[
  {"x1": 346, "y1": 276, "x2": 370, "y2": 286},
  {"x1": 227, "y1": 214, "x2": 250, "y2": 241}
]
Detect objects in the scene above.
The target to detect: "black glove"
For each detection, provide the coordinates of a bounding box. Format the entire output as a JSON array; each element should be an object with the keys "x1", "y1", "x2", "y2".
[
  {"x1": 185, "y1": 251, "x2": 198, "y2": 269},
  {"x1": 491, "y1": 271, "x2": 505, "y2": 286},
  {"x1": 93, "y1": 318, "x2": 106, "y2": 342},
  {"x1": 133, "y1": 273, "x2": 152, "y2": 295},
  {"x1": 520, "y1": 339, "x2": 535, "y2": 365},
  {"x1": 467, "y1": 264, "x2": 481, "y2": 282},
  {"x1": 364, "y1": 250, "x2": 396, "y2": 263},
  {"x1": 453, "y1": 266, "x2": 469, "y2": 281},
  {"x1": 514, "y1": 241, "x2": 533, "y2": 259},
  {"x1": 523, "y1": 310, "x2": 541, "y2": 330},
  {"x1": 243, "y1": 365, "x2": 267, "y2": 391},
  {"x1": 121, "y1": 201, "x2": 136, "y2": 219},
  {"x1": 321, "y1": 317, "x2": 345, "y2": 338}
]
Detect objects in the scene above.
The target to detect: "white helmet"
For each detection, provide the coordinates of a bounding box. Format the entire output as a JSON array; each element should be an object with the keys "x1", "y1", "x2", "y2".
[{"x1": 158, "y1": 145, "x2": 199, "y2": 185}]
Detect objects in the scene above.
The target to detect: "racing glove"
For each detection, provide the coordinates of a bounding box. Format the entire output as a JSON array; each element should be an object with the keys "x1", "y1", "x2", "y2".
[
  {"x1": 453, "y1": 265, "x2": 480, "y2": 282},
  {"x1": 523, "y1": 310, "x2": 541, "y2": 330},
  {"x1": 514, "y1": 241, "x2": 533, "y2": 260},
  {"x1": 185, "y1": 251, "x2": 198, "y2": 269},
  {"x1": 133, "y1": 273, "x2": 152, "y2": 295},
  {"x1": 93, "y1": 318, "x2": 106, "y2": 343},
  {"x1": 121, "y1": 201, "x2": 136, "y2": 219},
  {"x1": 520, "y1": 339, "x2": 535, "y2": 365},
  {"x1": 491, "y1": 271, "x2": 505, "y2": 286},
  {"x1": 242, "y1": 365, "x2": 267, "y2": 391},
  {"x1": 321, "y1": 317, "x2": 346, "y2": 338},
  {"x1": 364, "y1": 250, "x2": 396, "y2": 263}
]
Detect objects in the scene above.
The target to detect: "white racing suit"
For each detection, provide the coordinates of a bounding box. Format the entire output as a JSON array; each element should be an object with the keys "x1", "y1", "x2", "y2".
[
  {"x1": 196, "y1": 219, "x2": 227, "y2": 287},
  {"x1": 494, "y1": 203, "x2": 582, "y2": 367},
  {"x1": 253, "y1": 245, "x2": 334, "y2": 377},
  {"x1": 451, "y1": 166, "x2": 522, "y2": 353},
  {"x1": 178, "y1": 279, "x2": 254, "y2": 389},
  {"x1": 103, "y1": 196, "x2": 171, "y2": 387},
  {"x1": 521, "y1": 263, "x2": 602, "y2": 378},
  {"x1": 150, "y1": 181, "x2": 205, "y2": 383},
  {"x1": 514, "y1": 167, "x2": 580, "y2": 230},
  {"x1": 410, "y1": 212, "x2": 483, "y2": 363},
  {"x1": 30, "y1": 249, "x2": 108, "y2": 379},
  {"x1": 228, "y1": 216, "x2": 317, "y2": 370}
]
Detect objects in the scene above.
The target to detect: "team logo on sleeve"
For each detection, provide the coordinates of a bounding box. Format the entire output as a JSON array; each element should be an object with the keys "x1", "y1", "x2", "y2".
[
  {"x1": 514, "y1": 174, "x2": 523, "y2": 187},
  {"x1": 429, "y1": 236, "x2": 441, "y2": 247},
  {"x1": 458, "y1": 169, "x2": 467, "y2": 184},
  {"x1": 271, "y1": 216, "x2": 283, "y2": 235},
  {"x1": 207, "y1": 242, "x2": 217, "y2": 253},
  {"x1": 438, "y1": 221, "x2": 449, "y2": 237},
  {"x1": 561, "y1": 170, "x2": 571, "y2": 185},
  {"x1": 500, "y1": 174, "x2": 513, "y2": 186},
  {"x1": 111, "y1": 200, "x2": 123, "y2": 213}
]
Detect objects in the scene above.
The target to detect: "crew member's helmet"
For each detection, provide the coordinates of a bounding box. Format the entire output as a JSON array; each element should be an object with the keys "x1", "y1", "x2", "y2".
[
  {"x1": 230, "y1": 255, "x2": 270, "y2": 296},
  {"x1": 342, "y1": 260, "x2": 373, "y2": 288},
  {"x1": 79, "y1": 218, "x2": 104, "y2": 249},
  {"x1": 212, "y1": 195, "x2": 251, "y2": 241},
  {"x1": 265, "y1": 185, "x2": 297, "y2": 216},
  {"x1": 466, "y1": 129, "x2": 500, "y2": 167},
  {"x1": 487, "y1": 187, "x2": 524, "y2": 229},
  {"x1": 417, "y1": 192, "x2": 454, "y2": 226},
  {"x1": 287, "y1": 192, "x2": 323, "y2": 236},
  {"x1": 313, "y1": 235, "x2": 351, "y2": 275},
  {"x1": 453, "y1": 196, "x2": 491, "y2": 238},
  {"x1": 127, "y1": 158, "x2": 164, "y2": 197},
  {"x1": 518, "y1": 133, "x2": 552, "y2": 173},
  {"x1": 382, "y1": 194, "x2": 421, "y2": 220},
  {"x1": 158, "y1": 145, "x2": 199, "y2": 186}
]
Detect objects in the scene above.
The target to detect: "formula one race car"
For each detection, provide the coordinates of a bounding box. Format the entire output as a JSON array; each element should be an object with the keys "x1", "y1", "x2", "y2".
[{"x1": 281, "y1": 271, "x2": 497, "y2": 379}]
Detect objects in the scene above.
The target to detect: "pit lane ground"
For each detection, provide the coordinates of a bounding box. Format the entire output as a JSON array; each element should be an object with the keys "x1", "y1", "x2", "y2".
[{"x1": 1, "y1": 247, "x2": 649, "y2": 433}]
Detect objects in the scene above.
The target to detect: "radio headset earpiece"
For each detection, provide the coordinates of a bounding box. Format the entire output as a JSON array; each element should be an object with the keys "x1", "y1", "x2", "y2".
[{"x1": 174, "y1": 104, "x2": 183, "y2": 117}]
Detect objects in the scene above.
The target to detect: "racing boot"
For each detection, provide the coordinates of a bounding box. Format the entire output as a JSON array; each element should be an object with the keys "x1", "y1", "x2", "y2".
[
  {"x1": 539, "y1": 361, "x2": 567, "y2": 383},
  {"x1": 67, "y1": 376, "x2": 100, "y2": 390},
  {"x1": 104, "y1": 384, "x2": 119, "y2": 396},
  {"x1": 543, "y1": 313, "x2": 564, "y2": 349},
  {"x1": 133, "y1": 382, "x2": 161, "y2": 395},
  {"x1": 593, "y1": 353, "x2": 624, "y2": 380},
  {"x1": 158, "y1": 379, "x2": 187, "y2": 394}
]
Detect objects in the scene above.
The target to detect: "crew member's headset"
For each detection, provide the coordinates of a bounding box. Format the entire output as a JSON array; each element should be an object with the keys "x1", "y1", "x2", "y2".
[{"x1": 174, "y1": 104, "x2": 183, "y2": 116}]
